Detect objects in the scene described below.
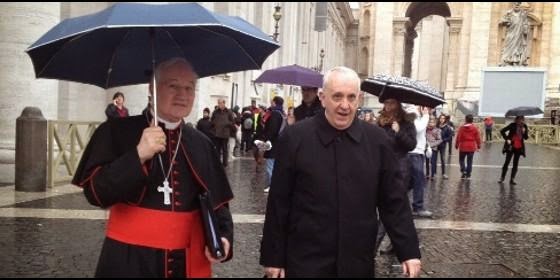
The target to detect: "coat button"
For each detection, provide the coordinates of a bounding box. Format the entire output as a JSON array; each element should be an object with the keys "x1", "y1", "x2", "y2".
[
  {"x1": 174, "y1": 191, "x2": 181, "y2": 196},
  {"x1": 168, "y1": 258, "x2": 174, "y2": 263},
  {"x1": 168, "y1": 270, "x2": 173, "y2": 275},
  {"x1": 175, "y1": 201, "x2": 182, "y2": 206},
  {"x1": 173, "y1": 181, "x2": 180, "y2": 186},
  {"x1": 173, "y1": 160, "x2": 178, "y2": 165},
  {"x1": 173, "y1": 170, "x2": 179, "y2": 175}
]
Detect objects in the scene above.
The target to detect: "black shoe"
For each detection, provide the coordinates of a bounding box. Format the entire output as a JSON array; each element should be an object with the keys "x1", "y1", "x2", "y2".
[
  {"x1": 461, "y1": 173, "x2": 466, "y2": 179},
  {"x1": 498, "y1": 177, "x2": 505, "y2": 183},
  {"x1": 510, "y1": 180, "x2": 517, "y2": 185}
]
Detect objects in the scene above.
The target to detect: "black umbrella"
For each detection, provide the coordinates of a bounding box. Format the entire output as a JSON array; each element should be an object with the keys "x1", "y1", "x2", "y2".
[
  {"x1": 361, "y1": 74, "x2": 445, "y2": 107},
  {"x1": 505, "y1": 106, "x2": 543, "y2": 117},
  {"x1": 25, "y1": 3, "x2": 280, "y2": 121}
]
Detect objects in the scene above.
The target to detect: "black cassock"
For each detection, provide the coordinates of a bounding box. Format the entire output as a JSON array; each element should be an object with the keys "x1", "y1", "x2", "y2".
[
  {"x1": 260, "y1": 113, "x2": 420, "y2": 277},
  {"x1": 72, "y1": 113, "x2": 233, "y2": 278}
]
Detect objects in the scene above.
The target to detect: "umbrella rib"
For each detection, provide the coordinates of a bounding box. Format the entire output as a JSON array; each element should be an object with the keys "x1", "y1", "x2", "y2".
[
  {"x1": 105, "y1": 29, "x2": 134, "y2": 88},
  {"x1": 36, "y1": 32, "x2": 92, "y2": 78},
  {"x1": 159, "y1": 28, "x2": 189, "y2": 64},
  {"x1": 195, "y1": 26, "x2": 261, "y2": 69}
]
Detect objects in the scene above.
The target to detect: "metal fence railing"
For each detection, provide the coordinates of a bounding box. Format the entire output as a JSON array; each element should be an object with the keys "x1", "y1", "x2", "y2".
[
  {"x1": 474, "y1": 123, "x2": 560, "y2": 145},
  {"x1": 47, "y1": 121, "x2": 100, "y2": 187}
]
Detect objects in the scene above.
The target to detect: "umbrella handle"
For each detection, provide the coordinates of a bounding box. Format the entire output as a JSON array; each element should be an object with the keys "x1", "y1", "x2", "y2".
[
  {"x1": 150, "y1": 28, "x2": 158, "y2": 127},
  {"x1": 378, "y1": 84, "x2": 387, "y2": 101}
]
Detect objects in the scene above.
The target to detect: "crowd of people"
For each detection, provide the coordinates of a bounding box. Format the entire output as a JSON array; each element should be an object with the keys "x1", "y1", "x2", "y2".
[{"x1": 76, "y1": 57, "x2": 532, "y2": 278}]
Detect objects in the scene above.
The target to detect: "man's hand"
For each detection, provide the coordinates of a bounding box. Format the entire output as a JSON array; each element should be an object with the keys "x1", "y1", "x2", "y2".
[
  {"x1": 392, "y1": 121, "x2": 400, "y2": 133},
  {"x1": 402, "y1": 258, "x2": 421, "y2": 278},
  {"x1": 264, "y1": 267, "x2": 285, "y2": 278},
  {"x1": 204, "y1": 237, "x2": 230, "y2": 263},
  {"x1": 137, "y1": 126, "x2": 166, "y2": 164}
]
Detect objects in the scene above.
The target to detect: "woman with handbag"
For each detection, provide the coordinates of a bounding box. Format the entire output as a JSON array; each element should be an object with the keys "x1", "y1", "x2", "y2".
[{"x1": 499, "y1": 116, "x2": 528, "y2": 185}]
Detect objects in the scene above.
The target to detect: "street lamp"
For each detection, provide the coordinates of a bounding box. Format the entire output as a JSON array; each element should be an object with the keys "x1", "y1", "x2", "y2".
[
  {"x1": 311, "y1": 49, "x2": 326, "y2": 72},
  {"x1": 319, "y1": 49, "x2": 325, "y2": 72},
  {"x1": 272, "y1": 4, "x2": 282, "y2": 42}
]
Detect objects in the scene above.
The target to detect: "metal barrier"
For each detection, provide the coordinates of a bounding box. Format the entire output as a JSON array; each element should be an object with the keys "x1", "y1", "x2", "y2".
[
  {"x1": 475, "y1": 123, "x2": 560, "y2": 145},
  {"x1": 47, "y1": 121, "x2": 101, "y2": 187}
]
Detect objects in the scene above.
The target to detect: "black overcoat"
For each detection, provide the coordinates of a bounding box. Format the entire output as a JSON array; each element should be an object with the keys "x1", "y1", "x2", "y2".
[{"x1": 260, "y1": 113, "x2": 420, "y2": 277}]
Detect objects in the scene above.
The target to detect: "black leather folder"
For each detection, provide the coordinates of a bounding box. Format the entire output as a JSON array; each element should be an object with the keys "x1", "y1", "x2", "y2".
[{"x1": 199, "y1": 192, "x2": 225, "y2": 259}]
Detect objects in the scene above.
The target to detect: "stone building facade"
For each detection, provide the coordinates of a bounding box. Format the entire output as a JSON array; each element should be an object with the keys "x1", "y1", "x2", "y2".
[{"x1": 356, "y1": 2, "x2": 560, "y2": 113}]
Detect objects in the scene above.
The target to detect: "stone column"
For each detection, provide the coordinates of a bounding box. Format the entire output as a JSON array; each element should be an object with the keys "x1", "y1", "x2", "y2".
[
  {"x1": 549, "y1": 3, "x2": 560, "y2": 97},
  {"x1": 392, "y1": 18, "x2": 409, "y2": 76},
  {"x1": 464, "y1": 2, "x2": 492, "y2": 99},
  {"x1": 456, "y1": 3, "x2": 473, "y2": 91},
  {"x1": 0, "y1": 3, "x2": 61, "y2": 184},
  {"x1": 372, "y1": 2, "x2": 394, "y2": 74},
  {"x1": 445, "y1": 18, "x2": 463, "y2": 100}
]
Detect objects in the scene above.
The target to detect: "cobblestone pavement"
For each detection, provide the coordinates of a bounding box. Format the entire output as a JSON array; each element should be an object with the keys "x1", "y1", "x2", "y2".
[{"x1": 0, "y1": 143, "x2": 559, "y2": 277}]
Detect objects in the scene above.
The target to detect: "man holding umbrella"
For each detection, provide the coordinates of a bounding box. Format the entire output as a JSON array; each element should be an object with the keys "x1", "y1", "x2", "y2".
[
  {"x1": 294, "y1": 86, "x2": 323, "y2": 121},
  {"x1": 72, "y1": 58, "x2": 234, "y2": 278}
]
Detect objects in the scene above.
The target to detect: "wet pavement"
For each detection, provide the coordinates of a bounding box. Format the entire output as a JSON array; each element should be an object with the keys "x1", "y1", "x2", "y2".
[{"x1": 0, "y1": 143, "x2": 559, "y2": 277}]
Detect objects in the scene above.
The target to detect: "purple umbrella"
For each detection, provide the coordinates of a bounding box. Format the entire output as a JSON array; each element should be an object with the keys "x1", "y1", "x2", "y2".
[{"x1": 254, "y1": 64, "x2": 323, "y2": 88}]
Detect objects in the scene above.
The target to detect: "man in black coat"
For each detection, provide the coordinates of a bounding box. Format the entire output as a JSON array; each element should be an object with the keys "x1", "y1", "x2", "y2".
[
  {"x1": 260, "y1": 66, "x2": 421, "y2": 278},
  {"x1": 294, "y1": 86, "x2": 323, "y2": 122},
  {"x1": 72, "y1": 57, "x2": 234, "y2": 278}
]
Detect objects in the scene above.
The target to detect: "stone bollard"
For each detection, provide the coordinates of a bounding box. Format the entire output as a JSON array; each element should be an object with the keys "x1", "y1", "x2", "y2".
[{"x1": 15, "y1": 107, "x2": 47, "y2": 192}]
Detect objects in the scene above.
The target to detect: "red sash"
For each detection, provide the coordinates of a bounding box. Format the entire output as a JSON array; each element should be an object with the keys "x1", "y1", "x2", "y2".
[{"x1": 106, "y1": 203, "x2": 211, "y2": 277}]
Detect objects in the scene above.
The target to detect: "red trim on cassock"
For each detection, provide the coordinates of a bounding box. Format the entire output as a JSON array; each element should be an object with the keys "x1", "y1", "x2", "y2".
[
  {"x1": 180, "y1": 145, "x2": 233, "y2": 211},
  {"x1": 77, "y1": 166, "x2": 104, "y2": 207},
  {"x1": 106, "y1": 203, "x2": 211, "y2": 277}
]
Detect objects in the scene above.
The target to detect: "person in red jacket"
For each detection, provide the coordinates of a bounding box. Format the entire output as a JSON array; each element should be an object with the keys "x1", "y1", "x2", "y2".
[{"x1": 455, "y1": 114, "x2": 481, "y2": 179}]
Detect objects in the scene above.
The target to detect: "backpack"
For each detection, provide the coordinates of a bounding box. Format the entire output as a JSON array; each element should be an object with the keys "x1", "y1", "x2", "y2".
[{"x1": 243, "y1": 117, "x2": 253, "y2": 130}]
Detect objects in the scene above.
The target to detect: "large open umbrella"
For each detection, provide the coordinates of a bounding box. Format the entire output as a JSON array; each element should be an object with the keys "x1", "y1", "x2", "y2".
[
  {"x1": 254, "y1": 64, "x2": 323, "y2": 88},
  {"x1": 26, "y1": 2, "x2": 280, "y2": 120},
  {"x1": 361, "y1": 73, "x2": 445, "y2": 108},
  {"x1": 505, "y1": 106, "x2": 543, "y2": 117}
]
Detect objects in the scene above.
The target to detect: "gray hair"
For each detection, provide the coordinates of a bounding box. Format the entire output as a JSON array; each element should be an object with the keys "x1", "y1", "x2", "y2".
[
  {"x1": 153, "y1": 57, "x2": 198, "y2": 82},
  {"x1": 322, "y1": 66, "x2": 361, "y2": 90}
]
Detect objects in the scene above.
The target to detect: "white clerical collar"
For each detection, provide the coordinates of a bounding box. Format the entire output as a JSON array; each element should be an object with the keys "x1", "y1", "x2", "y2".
[{"x1": 158, "y1": 117, "x2": 182, "y2": 130}]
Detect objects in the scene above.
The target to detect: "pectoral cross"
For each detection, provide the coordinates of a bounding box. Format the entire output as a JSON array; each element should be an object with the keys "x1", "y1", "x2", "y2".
[{"x1": 157, "y1": 180, "x2": 173, "y2": 205}]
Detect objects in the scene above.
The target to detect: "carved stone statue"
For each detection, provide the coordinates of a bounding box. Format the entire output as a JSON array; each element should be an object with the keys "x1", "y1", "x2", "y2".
[{"x1": 499, "y1": 2, "x2": 530, "y2": 66}]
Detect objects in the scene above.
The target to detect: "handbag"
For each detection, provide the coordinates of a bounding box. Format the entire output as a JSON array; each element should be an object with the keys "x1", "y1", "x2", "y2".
[
  {"x1": 502, "y1": 141, "x2": 512, "y2": 154},
  {"x1": 199, "y1": 192, "x2": 225, "y2": 259},
  {"x1": 425, "y1": 146, "x2": 432, "y2": 159}
]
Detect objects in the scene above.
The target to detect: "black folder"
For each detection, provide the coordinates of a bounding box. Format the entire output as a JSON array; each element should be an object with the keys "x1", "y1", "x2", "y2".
[{"x1": 199, "y1": 192, "x2": 225, "y2": 259}]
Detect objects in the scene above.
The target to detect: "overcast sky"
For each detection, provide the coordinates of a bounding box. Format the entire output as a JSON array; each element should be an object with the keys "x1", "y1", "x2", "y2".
[{"x1": 349, "y1": 2, "x2": 359, "y2": 9}]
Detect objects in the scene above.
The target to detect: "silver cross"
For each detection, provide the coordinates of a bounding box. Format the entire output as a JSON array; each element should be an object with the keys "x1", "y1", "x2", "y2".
[{"x1": 157, "y1": 180, "x2": 173, "y2": 205}]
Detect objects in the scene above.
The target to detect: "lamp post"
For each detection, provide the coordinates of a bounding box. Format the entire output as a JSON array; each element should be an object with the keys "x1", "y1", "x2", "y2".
[
  {"x1": 319, "y1": 48, "x2": 325, "y2": 72},
  {"x1": 311, "y1": 49, "x2": 326, "y2": 72},
  {"x1": 272, "y1": 4, "x2": 282, "y2": 42}
]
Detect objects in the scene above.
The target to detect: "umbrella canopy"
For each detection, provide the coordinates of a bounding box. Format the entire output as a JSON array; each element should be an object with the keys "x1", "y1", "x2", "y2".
[
  {"x1": 361, "y1": 73, "x2": 445, "y2": 108},
  {"x1": 25, "y1": 2, "x2": 280, "y2": 89},
  {"x1": 254, "y1": 64, "x2": 323, "y2": 88},
  {"x1": 505, "y1": 106, "x2": 543, "y2": 117}
]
